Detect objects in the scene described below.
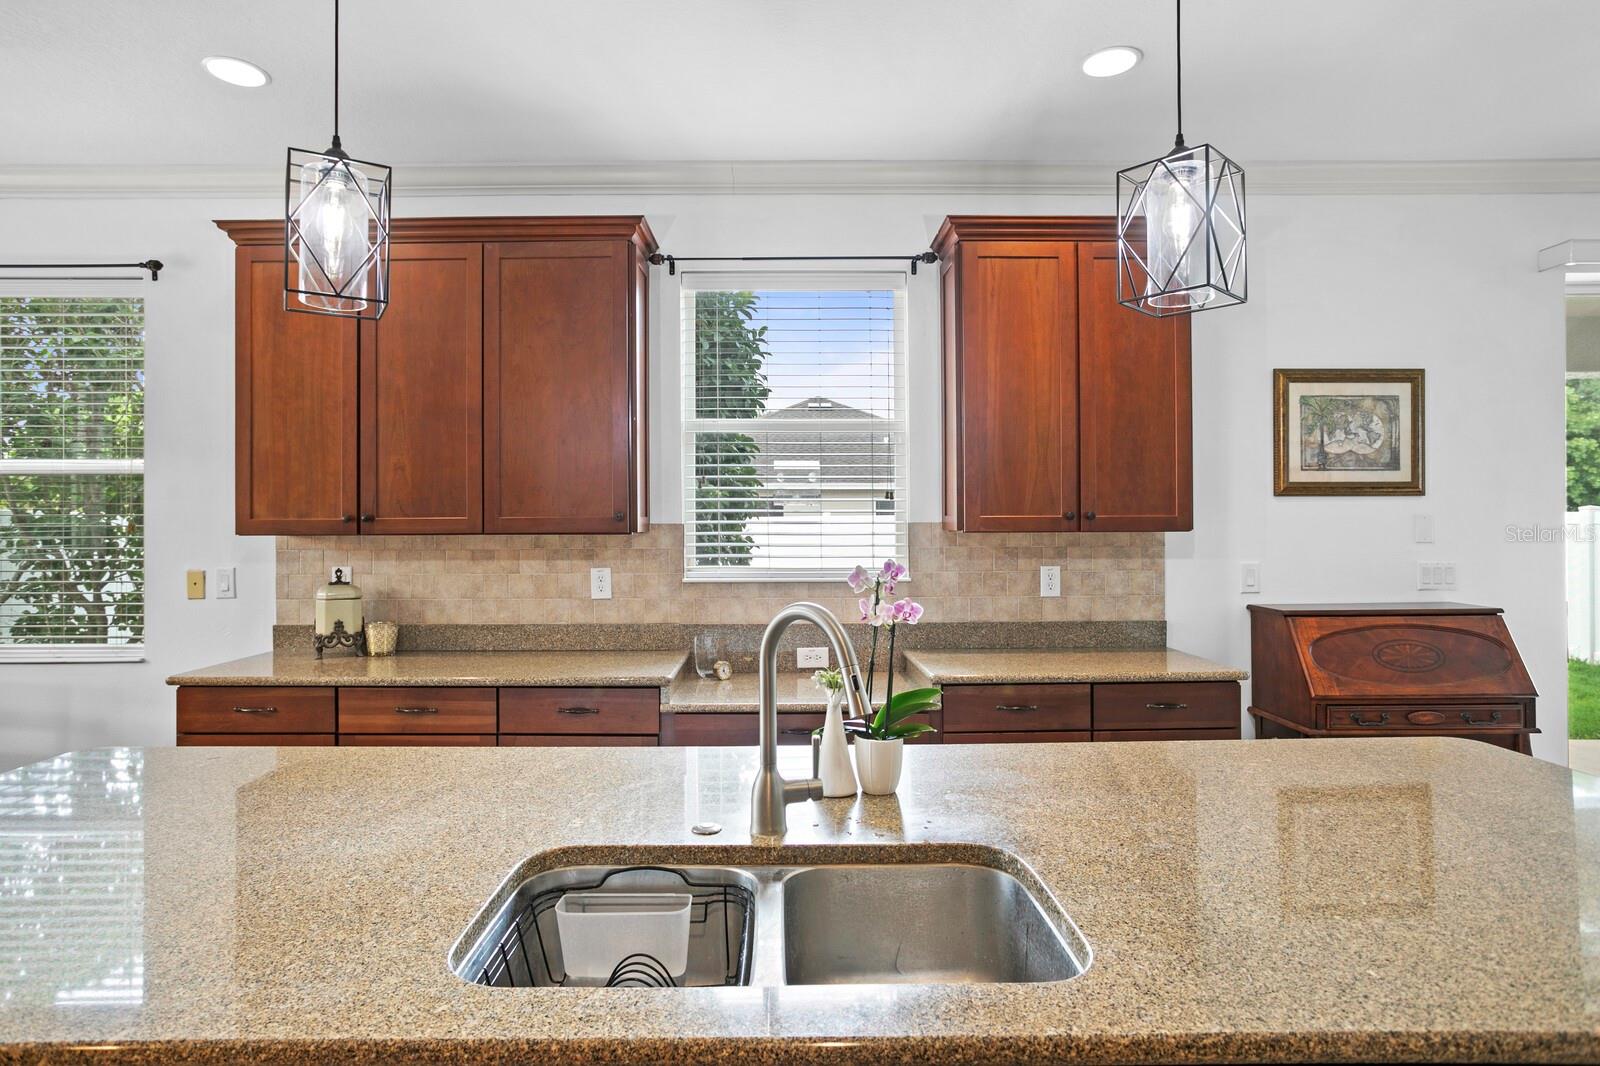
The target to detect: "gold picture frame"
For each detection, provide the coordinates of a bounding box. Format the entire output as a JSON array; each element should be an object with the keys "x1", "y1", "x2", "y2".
[{"x1": 1273, "y1": 369, "x2": 1424, "y2": 496}]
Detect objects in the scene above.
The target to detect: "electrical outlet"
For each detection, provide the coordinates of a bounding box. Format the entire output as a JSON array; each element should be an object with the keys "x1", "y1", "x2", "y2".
[
  {"x1": 186, "y1": 569, "x2": 206, "y2": 599},
  {"x1": 590, "y1": 567, "x2": 612, "y2": 599},
  {"x1": 215, "y1": 566, "x2": 236, "y2": 599},
  {"x1": 1240, "y1": 562, "x2": 1261, "y2": 594},
  {"x1": 797, "y1": 647, "x2": 829, "y2": 669},
  {"x1": 1040, "y1": 565, "x2": 1061, "y2": 597},
  {"x1": 329, "y1": 564, "x2": 354, "y2": 584}
]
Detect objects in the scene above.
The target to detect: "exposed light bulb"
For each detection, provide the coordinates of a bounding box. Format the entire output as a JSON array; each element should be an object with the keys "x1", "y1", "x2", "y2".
[
  {"x1": 1143, "y1": 154, "x2": 1215, "y2": 310},
  {"x1": 294, "y1": 160, "x2": 371, "y2": 312}
]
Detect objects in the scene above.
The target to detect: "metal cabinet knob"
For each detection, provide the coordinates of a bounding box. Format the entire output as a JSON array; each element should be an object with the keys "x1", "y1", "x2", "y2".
[
  {"x1": 341, "y1": 514, "x2": 354, "y2": 523},
  {"x1": 360, "y1": 513, "x2": 375, "y2": 523},
  {"x1": 612, "y1": 511, "x2": 626, "y2": 522},
  {"x1": 1084, "y1": 512, "x2": 1097, "y2": 521},
  {"x1": 1064, "y1": 510, "x2": 1076, "y2": 520}
]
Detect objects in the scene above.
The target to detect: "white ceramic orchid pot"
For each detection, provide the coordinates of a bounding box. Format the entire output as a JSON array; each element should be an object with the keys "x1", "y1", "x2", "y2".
[
  {"x1": 817, "y1": 690, "x2": 858, "y2": 798},
  {"x1": 854, "y1": 735, "x2": 904, "y2": 795}
]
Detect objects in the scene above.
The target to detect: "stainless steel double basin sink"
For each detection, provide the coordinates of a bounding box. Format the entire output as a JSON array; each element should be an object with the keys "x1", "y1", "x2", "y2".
[{"x1": 451, "y1": 855, "x2": 1089, "y2": 989}]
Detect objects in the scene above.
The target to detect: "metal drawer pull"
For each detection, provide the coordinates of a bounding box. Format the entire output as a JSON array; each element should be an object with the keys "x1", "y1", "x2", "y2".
[
  {"x1": 394, "y1": 706, "x2": 439, "y2": 715},
  {"x1": 780, "y1": 727, "x2": 814, "y2": 736},
  {"x1": 1348, "y1": 711, "x2": 1390, "y2": 727},
  {"x1": 558, "y1": 706, "x2": 601, "y2": 716},
  {"x1": 1459, "y1": 710, "x2": 1505, "y2": 726},
  {"x1": 233, "y1": 706, "x2": 277, "y2": 715},
  {"x1": 1145, "y1": 702, "x2": 1189, "y2": 710},
  {"x1": 995, "y1": 704, "x2": 1040, "y2": 713}
]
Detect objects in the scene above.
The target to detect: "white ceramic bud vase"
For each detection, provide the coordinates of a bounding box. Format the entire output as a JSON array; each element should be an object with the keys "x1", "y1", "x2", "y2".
[
  {"x1": 818, "y1": 690, "x2": 858, "y2": 798},
  {"x1": 854, "y1": 736, "x2": 904, "y2": 796}
]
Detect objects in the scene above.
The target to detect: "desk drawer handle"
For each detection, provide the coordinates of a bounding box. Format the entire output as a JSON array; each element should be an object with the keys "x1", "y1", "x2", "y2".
[
  {"x1": 558, "y1": 706, "x2": 601, "y2": 716},
  {"x1": 1145, "y1": 702, "x2": 1189, "y2": 710},
  {"x1": 1459, "y1": 710, "x2": 1505, "y2": 726},
  {"x1": 1348, "y1": 711, "x2": 1390, "y2": 727},
  {"x1": 233, "y1": 706, "x2": 277, "y2": 715},
  {"x1": 995, "y1": 704, "x2": 1040, "y2": 713},
  {"x1": 394, "y1": 706, "x2": 439, "y2": 715}
]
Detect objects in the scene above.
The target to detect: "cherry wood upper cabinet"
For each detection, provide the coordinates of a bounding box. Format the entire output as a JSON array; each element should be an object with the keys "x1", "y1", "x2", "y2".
[
  {"x1": 233, "y1": 245, "x2": 358, "y2": 535},
  {"x1": 217, "y1": 217, "x2": 654, "y2": 537},
  {"x1": 484, "y1": 240, "x2": 637, "y2": 534},
  {"x1": 944, "y1": 240, "x2": 1079, "y2": 531},
  {"x1": 359, "y1": 243, "x2": 483, "y2": 535},
  {"x1": 1077, "y1": 242, "x2": 1193, "y2": 531},
  {"x1": 934, "y1": 217, "x2": 1194, "y2": 533}
]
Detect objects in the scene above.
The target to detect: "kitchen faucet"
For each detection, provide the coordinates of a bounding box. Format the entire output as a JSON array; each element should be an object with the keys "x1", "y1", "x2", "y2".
[{"x1": 750, "y1": 602, "x2": 870, "y2": 837}]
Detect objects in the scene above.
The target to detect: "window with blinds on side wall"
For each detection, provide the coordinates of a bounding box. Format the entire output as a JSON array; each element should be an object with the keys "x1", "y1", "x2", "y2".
[
  {"x1": 681, "y1": 272, "x2": 908, "y2": 581},
  {"x1": 0, "y1": 295, "x2": 145, "y2": 661}
]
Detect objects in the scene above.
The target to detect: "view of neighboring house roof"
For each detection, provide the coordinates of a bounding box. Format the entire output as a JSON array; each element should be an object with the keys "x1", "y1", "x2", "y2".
[{"x1": 750, "y1": 396, "x2": 894, "y2": 492}]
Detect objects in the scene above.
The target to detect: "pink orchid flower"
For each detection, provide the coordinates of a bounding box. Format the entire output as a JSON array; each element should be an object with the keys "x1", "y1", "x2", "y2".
[
  {"x1": 890, "y1": 598, "x2": 924, "y2": 625},
  {"x1": 879, "y1": 558, "x2": 908, "y2": 594},
  {"x1": 861, "y1": 598, "x2": 894, "y2": 627},
  {"x1": 846, "y1": 565, "x2": 874, "y2": 594}
]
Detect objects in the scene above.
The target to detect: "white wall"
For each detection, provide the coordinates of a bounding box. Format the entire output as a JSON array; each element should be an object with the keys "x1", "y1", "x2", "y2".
[{"x1": 0, "y1": 187, "x2": 1583, "y2": 767}]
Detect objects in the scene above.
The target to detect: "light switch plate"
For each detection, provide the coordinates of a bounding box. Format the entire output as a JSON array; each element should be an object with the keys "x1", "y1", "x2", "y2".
[
  {"x1": 1413, "y1": 514, "x2": 1434, "y2": 544},
  {"x1": 590, "y1": 567, "x2": 612, "y2": 599},
  {"x1": 1040, "y1": 565, "x2": 1061, "y2": 597},
  {"x1": 215, "y1": 567, "x2": 236, "y2": 599},
  {"x1": 1240, "y1": 562, "x2": 1261, "y2": 594},
  {"x1": 796, "y1": 647, "x2": 829, "y2": 668},
  {"x1": 1417, "y1": 560, "x2": 1457, "y2": 590},
  {"x1": 186, "y1": 569, "x2": 206, "y2": 600}
]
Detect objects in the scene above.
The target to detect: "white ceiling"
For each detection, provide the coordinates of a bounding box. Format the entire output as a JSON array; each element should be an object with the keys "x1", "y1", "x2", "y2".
[{"x1": 3, "y1": 0, "x2": 1598, "y2": 170}]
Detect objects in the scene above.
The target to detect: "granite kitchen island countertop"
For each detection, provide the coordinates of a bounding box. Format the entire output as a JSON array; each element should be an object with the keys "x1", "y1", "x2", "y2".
[{"x1": 0, "y1": 738, "x2": 1595, "y2": 1064}]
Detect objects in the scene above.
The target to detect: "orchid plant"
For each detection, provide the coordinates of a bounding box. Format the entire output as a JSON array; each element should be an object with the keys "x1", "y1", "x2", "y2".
[{"x1": 846, "y1": 559, "x2": 939, "y2": 741}]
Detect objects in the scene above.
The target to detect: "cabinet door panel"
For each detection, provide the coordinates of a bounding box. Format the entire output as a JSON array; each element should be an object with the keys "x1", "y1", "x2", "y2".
[
  {"x1": 1077, "y1": 242, "x2": 1192, "y2": 531},
  {"x1": 485, "y1": 241, "x2": 632, "y2": 533},
  {"x1": 235, "y1": 246, "x2": 357, "y2": 534},
  {"x1": 360, "y1": 244, "x2": 483, "y2": 533},
  {"x1": 956, "y1": 241, "x2": 1078, "y2": 531}
]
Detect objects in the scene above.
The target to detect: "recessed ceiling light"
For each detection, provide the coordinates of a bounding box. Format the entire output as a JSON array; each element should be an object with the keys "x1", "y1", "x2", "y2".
[
  {"x1": 201, "y1": 55, "x2": 271, "y2": 88},
  {"x1": 1082, "y1": 46, "x2": 1142, "y2": 78}
]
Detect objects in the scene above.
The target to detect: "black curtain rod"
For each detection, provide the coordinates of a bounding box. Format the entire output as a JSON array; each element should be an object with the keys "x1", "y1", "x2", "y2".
[
  {"x1": 647, "y1": 252, "x2": 938, "y2": 276},
  {"x1": 0, "y1": 260, "x2": 163, "y2": 281}
]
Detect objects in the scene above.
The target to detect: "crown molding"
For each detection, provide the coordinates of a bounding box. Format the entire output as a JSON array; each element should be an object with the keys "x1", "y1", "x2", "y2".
[{"x1": 3, "y1": 159, "x2": 1600, "y2": 199}]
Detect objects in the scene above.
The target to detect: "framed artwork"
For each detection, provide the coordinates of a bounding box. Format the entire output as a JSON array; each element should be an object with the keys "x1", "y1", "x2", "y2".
[{"x1": 1273, "y1": 369, "x2": 1425, "y2": 496}]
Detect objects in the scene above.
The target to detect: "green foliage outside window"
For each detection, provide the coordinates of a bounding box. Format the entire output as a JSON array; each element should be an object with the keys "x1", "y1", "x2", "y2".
[
  {"x1": 0, "y1": 296, "x2": 144, "y2": 646},
  {"x1": 1569, "y1": 378, "x2": 1600, "y2": 511},
  {"x1": 693, "y1": 291, "x2": 770, "y2": 567}
]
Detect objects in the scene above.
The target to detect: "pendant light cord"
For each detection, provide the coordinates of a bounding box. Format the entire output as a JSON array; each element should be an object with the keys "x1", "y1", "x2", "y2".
[
  {"x1": 1171, "y1": 0, "x2": 1184, "y2": 147},
  {"x1": 331, "y1": 0, "x2": 342, "y2": 151}
]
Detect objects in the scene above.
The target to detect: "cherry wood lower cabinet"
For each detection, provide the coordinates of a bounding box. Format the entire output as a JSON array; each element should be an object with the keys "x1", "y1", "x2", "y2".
[
  {"x1": 658, "y1": 709, "x2": 941, "y2": 747},
  {"x1": 173, "y1": 685, "x2": 662, "y2": 747},
  {"x1": 942, "y1": 681, "x2": 1241, "y2": 744}
]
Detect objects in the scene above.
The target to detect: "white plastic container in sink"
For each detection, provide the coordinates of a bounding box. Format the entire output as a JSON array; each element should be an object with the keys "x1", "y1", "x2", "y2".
[{"x1": 555, "y1": 892, "x2": 692, "y2": 983}]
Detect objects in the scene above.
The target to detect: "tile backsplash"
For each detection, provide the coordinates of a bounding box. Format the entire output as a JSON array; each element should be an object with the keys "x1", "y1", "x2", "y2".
[{"x1": 275, "y1": 523, "x2": 1164, "y2": 627}]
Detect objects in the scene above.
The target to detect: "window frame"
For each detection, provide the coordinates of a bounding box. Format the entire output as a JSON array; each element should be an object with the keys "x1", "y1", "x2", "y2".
[
  {"x1": 0, "y1": 283, "x2": 146, "y2": 663},
  {"x1": 679, "y1": 269, "x2": 910, "y2": 583}
]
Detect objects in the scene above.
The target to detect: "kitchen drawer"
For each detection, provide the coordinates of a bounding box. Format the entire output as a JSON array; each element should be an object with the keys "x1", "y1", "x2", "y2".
[
  {"x1": 941, "y1": 684, "x2": 1091, "y2": 733},
  {"x1": 338, "y1": 734, "x2": 497, "y2": 747},
  {"x1": 943, "y1": 731, "x2": 1088, "y2": 744},
  {"x1": 178, "y1": 733, "x2": 334, "y2": 747},
  {"x1": 500, "y1": 687, "x2": 659, "y2": 735},
  {"x1": 659, "y1": 714, "x2": 756, "y2": 747},
  {"x1": 1092, "y1": 682, "x2": 1239, "y2": 730},
  {"x1": 337, "y1": 687, "x2": 497, "y2": 734},
  {"x1": 177, "y1": 686, "x2": 335, "y2": 734},
  {"x1": 1325, "y1": 702, "x2": 1525, "y2": 733},
  {"x1": 1092, "y1": 728, "x2": 1239, "y2": 742},
  {"x1": 501, "y1": 734, "x2": 657, "y2": 747}
]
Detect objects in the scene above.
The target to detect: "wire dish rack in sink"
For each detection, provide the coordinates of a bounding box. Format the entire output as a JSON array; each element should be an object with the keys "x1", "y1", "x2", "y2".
[{"x1": 470, "y1": 865, "x2": 757, "y2": 989}]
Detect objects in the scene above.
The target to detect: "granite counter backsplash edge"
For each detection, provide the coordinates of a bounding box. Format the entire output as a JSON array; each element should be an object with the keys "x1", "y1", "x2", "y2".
[{"x1": 272, "y1": 620, "x2": 1166, "y2": 666}]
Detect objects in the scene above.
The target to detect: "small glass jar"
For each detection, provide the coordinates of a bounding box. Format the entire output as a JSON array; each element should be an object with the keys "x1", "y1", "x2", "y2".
[{"x1": 693, "y1": 633, "x2": 725, "y2": 680}]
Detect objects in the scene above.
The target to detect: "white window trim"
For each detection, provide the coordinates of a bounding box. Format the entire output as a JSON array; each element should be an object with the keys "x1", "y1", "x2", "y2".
[
  {"x1": 680, "y1": 269, "x2": 910, "y2": 583},
  {"x1": 0, "y1": 286, "x2": 146, "y2": 660}
]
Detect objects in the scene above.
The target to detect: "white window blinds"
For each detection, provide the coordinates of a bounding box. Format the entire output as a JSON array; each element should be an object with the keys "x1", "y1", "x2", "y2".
[
  {"x1": 0, "y1": 295, "x2": 145, "y2": 660},
  {"x1": 681, "y1": 272, "x2": 908, "y2": 581}
]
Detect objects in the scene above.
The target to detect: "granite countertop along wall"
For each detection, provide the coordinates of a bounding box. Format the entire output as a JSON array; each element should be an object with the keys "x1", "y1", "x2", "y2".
[
  {"x1": 0, "y1": 739, "x2": 1596, "y2": 1064},
  {"x1": 903, "y1": 648, "x2": 1248, "y2": 684},
  {"x1": 165, "y1": 650, "x2": 690, "y2": 688}
]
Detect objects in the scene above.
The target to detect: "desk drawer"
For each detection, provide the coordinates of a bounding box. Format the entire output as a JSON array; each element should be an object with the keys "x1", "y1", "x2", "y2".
[
  {"x1": 500, "y1": 688, "x2": 660, "y2": 735},
  {"x1": 1093, "y1": 682, "x2": 1240, "y2": 730},
  {"x1": 1325, "y1": 702, "x2": 1525, "y2": 733},
  {"x1": 337, "y1": 687, "x2": 497, "y2": 734},
  {"x1": 941, "y1": 684, "x2": 1091, "y2": 733},
  {"x1": 177, "y1": 686, "x2": 335, "y2": 734}
]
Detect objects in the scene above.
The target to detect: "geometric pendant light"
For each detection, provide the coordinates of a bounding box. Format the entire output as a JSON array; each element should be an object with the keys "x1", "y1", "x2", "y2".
[
  {"x1": 285, "y1": 0, "x2": 391, "y2": 319},
  {"x1": 1116, "y1": 0, "x2": 1246, "y2": 317}
]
